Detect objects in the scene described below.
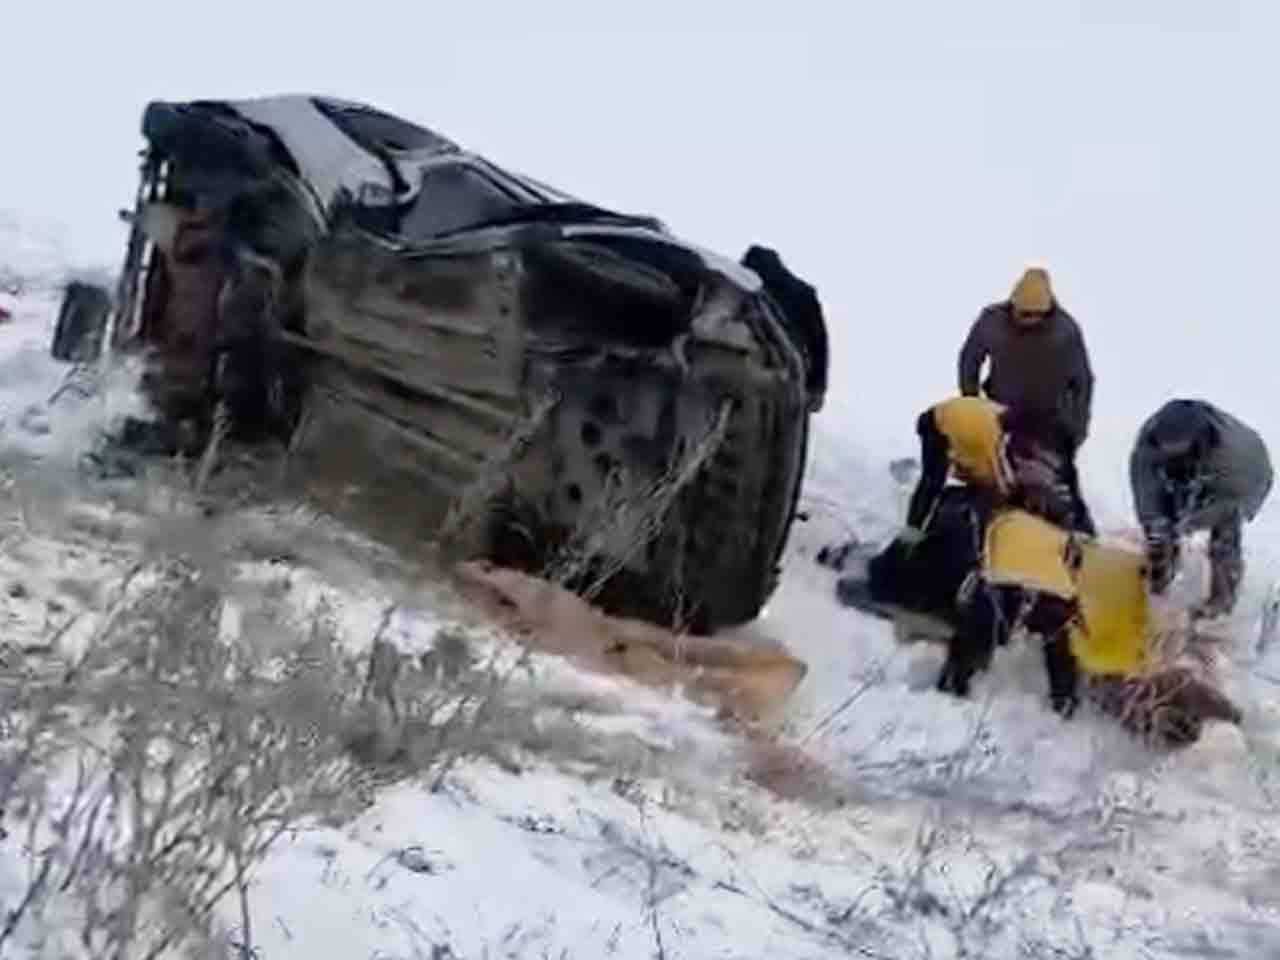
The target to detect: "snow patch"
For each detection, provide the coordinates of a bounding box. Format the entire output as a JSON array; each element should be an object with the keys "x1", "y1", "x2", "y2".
[{"x1": 0, "y1": 215, "x2": 1277, "y2": 958}]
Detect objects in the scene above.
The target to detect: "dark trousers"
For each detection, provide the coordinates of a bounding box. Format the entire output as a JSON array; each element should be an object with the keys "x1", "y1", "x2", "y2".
[
  {"x1": 882, "y1": 485, "x2": 1083, "y2": 716},
  {"x1": 1145, "y1": 511, "x2": 1244, "y2": 613},
  {"x1": 938, "y1": 584, "x2": 1081, "y2": 716}
]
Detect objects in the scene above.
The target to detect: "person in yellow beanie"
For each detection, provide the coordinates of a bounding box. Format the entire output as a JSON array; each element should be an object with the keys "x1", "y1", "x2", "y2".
[{"x1": 958, "y1": 266, "x2": 1095, "y2": 453}]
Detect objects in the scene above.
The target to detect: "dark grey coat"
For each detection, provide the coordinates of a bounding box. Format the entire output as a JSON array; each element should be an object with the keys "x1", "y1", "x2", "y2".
[
  {"x1": 958, "y1": 301, "x2": 1095, "y2": 449},
  {"x1": 1129, "y1": 398, "x2": 1273, "y2": 613},
  {"x1": 1130, "y1": 399, "x2": 1273, "y2": 533}
]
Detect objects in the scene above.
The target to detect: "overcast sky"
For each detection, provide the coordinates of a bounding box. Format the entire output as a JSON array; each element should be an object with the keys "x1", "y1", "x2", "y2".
[{"x1": 3, "y1": 0, "x2": 1276, "y2": 527}]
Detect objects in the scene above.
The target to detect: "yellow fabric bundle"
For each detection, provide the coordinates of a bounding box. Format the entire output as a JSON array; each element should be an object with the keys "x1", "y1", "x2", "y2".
[
  {"x1": 982, "y1": 509, "x2": 1077, "y2": 599},
  {"x1": 981, "y1": 508, "x2": 1150, "y2": 675},
  {"x1": 1068, "y1": 539, "x2": 1150, "y2": 674}
]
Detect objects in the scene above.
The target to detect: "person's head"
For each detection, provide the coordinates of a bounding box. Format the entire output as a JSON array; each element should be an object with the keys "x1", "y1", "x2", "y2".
[
  {"x1": 1145, "y1": 400, "x2": 1219, "y2": 483},
  {"x1": 1009, "y1": 266, "x2": 1054, "y2": 326}
]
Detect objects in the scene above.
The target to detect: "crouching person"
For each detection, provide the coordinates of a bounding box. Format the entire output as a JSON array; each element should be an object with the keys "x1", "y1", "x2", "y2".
[
  {"x1": 905, "y1": 395, "x2": 1095, "y2": 538},
  {"x1": 867, "y1": 487, "x2": 1083, "y2": 717},
  {"x1": 1130, "y1": 399, "x2": 1273, "y2": 619},
  {"x1": 938, "y1": 508, "x2": 1083, "y2": 717}
]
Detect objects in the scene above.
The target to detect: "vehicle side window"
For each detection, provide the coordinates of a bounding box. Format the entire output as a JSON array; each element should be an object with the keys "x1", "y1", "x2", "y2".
[{"x1": 400, "y1": 163, "x2": 523, "y2": 239}]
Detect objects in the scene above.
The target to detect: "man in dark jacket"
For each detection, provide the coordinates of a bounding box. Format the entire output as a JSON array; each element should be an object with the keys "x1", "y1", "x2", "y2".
[
  {"x1": 1130, "y1": 399, "x2": 1273, "y2": 619},
  {"x1": 958, "y1": 267, "x2": 1095, "y2": 452}
]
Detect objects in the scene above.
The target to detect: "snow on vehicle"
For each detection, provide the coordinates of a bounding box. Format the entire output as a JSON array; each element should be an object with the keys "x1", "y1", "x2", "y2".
[{"x1": 50, "y1": 95, "x2": 826, "y2": 635}]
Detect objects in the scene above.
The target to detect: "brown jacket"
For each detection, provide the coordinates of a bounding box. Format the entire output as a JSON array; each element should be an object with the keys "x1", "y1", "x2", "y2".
[{"x1": 958, "y1": 301, "x2": 1094, "y2": 449}]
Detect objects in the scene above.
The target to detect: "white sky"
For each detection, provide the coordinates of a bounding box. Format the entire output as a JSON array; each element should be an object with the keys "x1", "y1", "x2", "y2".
[{"x1": 3, "y1": 0, "x2": 1277, "y2": 526}]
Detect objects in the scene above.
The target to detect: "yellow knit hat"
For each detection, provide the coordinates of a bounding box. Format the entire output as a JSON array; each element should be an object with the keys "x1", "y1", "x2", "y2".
[{"x1": 1011, "y1": 267, "x2": 1053, "y2": 315}]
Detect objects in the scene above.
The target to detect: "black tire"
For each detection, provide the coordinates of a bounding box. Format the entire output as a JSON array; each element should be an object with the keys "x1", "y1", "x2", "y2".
[{"x1": 51, "y1": 282, "x2": 111, "y2": 363}]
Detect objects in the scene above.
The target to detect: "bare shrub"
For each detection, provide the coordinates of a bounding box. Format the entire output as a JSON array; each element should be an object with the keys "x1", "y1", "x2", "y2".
[
  {"x1": 0, "y1": 560, "x2": 353, "y2": 957},
  {"x1": 433, "y1": 384, "x2": 731, "y2": 615},
  {"x1": 429, "y1": 385, "x2": 733, "y2": 665},
  {"x1": 0, "y1": 545, "x2": 523, "y2": 957},
  {"x1": 344, "y1": 613, "x2": 532, "y2": 796},
  {"x1": 435, "y1": 388, "x2": 561, "y2": 562},
  {"x1": 540, "y1": 400, "x2": 732, "y2": 607}
]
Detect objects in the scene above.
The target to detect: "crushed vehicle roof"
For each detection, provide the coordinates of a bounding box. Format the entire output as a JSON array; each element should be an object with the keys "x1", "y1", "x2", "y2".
[{"x1": 142, "y1": 94, "x2": 763, "y2": 292}]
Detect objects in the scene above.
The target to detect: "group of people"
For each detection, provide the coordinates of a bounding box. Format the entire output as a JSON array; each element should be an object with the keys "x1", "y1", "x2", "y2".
[{"x1": 887, "y1": 266, "x2": 1274, "y2": 715}]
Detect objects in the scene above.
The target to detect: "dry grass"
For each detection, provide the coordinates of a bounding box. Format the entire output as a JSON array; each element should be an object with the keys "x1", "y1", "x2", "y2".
[
  {"x1": 0, "y1": 522, "x2": 523, "y2": 958},
  {"x1": 540, "y1": 399, "x2": 732, "y2": 609},
  {"x1": 434, "y1": 388, "x2": 561, "y2": 563},
  {"x1": 0, "y1": 341, "x2": 809, "y2": 956}
]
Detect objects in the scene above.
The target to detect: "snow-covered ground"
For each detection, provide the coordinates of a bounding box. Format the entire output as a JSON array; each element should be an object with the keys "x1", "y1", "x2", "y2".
[{"x1": 2, "y1": 221, "x2": 1279, "y2": 959}]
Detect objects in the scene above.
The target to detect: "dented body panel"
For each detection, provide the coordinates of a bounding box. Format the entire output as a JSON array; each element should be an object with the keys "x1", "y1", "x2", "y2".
[{"x1": 62, "y1": 95, "x2": 827, "y2": 633}]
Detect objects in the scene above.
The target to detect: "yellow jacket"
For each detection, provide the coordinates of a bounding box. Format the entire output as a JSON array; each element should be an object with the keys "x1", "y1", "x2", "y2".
[
  {"x1": 931, "y1": 395, "x2": 1012, "y2": 492},
  {"x1": 983, "y1": 507, "x2": 1149, "y2": 674}
]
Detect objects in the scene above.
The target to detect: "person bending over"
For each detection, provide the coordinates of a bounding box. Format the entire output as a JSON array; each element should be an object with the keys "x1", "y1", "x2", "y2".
[
  {"x1": 905, "y1": 395, "x2": 1095, "y2": 538},
  {"x1": 1130, "y1": 398, "x2": 1273, "y2": 619}
]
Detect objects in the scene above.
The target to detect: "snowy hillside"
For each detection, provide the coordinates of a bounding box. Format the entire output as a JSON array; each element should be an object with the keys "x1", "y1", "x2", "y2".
[{"x1": 1, "y1": 222, "x2": 1279, "y2": 959}]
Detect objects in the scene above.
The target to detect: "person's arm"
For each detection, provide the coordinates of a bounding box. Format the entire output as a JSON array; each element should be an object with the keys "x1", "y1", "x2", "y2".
[
  {"x1": 905, "y1": 410, "x2": 949, "y2": 531},
  {"x1": 1130, "y1": 443, "x2": 1179, "y2": 593},
  {"x1": 958, "y1": 315, "x2": 989, "y2": 396},
  {"x1": 1062, "y1": 318, "x2": 1095, "y2": 448}
]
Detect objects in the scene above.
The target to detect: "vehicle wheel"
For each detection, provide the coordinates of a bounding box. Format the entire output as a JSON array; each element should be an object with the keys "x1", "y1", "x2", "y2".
[{"x1": 51, "y1": 282, "x2": 111, "y2": 363}]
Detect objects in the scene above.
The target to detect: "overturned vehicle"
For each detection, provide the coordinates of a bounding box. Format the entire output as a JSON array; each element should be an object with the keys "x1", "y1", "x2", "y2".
[{"x1": 53, "y1": 95, "x2": 828, "y2": 634}]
